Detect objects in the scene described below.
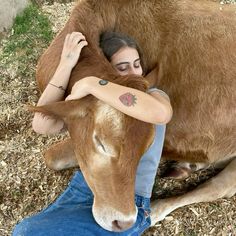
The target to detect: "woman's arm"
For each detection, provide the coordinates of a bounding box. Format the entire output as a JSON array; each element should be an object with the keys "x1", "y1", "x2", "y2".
[
  {"x1": 66, "y1": 76, "x2": 173, "y2": 125},
  {"x1": 32, "y1": 32, "x2": 88, "y2": 135},
  {"x1": 32, "y1": 63, "x2": 73, "y2": 134}
]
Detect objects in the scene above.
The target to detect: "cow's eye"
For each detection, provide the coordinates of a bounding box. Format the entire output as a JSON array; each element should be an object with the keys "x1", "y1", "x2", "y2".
[
  {"x1": 94, "y1": 135, "x2": 106, "y2": 153},
  {"x1": 92, "y1": 132, "x2": 117, "y2": 157}
]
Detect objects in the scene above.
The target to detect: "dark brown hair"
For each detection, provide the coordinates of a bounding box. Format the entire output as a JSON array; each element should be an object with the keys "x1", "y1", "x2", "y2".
[{"x1": 99, "y1": 31, "x2": 145, "y2": 73}]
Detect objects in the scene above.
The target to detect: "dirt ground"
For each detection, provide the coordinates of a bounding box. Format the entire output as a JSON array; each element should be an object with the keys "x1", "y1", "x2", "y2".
[{"x1": 0, "y1": 1, "x2": 236, "y2": 236}]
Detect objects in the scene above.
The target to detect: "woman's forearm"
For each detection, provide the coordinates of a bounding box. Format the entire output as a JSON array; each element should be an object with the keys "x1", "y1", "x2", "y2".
[
  {"x1": 37, "y1": 63, "x2": 72, "y2": 105},
  {"x1": 32, "y1": 63, "x2": 72, "y2": 134},
  {"x1": 32, "y1": 32, "x2": 88, "y2": 135},
  {"x1": 88, "y1": 77, "x2": 172, "y2": 125}
]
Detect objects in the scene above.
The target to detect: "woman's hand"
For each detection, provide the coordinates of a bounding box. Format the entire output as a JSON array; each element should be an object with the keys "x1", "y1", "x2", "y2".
[
  {"x1": 65, "y1": 76, "x2": 98, "y2": 101},
  {"x1": 59, "y1": 32, "x2": 88, "y2": 69}
]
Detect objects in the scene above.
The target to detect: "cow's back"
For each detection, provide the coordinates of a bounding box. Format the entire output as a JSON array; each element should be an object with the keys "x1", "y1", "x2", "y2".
[
  {"x1": 37, "y1": 0, "x2": 236, "y2": 163},
  {"x1": 109, "y1": 0, "x2": 236, "y2": 163}
]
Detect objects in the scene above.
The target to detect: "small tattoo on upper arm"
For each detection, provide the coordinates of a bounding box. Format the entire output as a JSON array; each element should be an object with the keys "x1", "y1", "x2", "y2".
[{"x1": 119, "y1": 92, "x2": 137, "y2": 107}]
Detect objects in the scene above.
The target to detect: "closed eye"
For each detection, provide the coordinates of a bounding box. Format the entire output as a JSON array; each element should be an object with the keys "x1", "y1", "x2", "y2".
[
  {"x1": 92, "y1": 131, "x2": 118, "y2": 157},
  {"x1": 116, "y1": 65, "x2": 129, "y2": 72},
  {"x1": 94, "y1": 135, "x2": 106, "y2": 153},
  {"x1": 134, "y1": 59, "x2": 141, "y2": 68}
]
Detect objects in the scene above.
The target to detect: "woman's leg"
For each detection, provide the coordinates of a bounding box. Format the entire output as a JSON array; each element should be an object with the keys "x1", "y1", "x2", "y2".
[
  {"x1": 43, "y1": 171, "x2": 93, "y2": 213},
  {"x1": 13, "y1": 197, "x2": 151, "y2": 236},
  {"x1": 12, "y1": 171, "x2": 151, "y2": 236},
  {"x1": 13, "y1": 202, "x2": 150, "y2": 236}
]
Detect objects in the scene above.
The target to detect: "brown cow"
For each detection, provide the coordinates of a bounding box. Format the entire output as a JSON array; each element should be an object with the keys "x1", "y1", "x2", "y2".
[
  {"x1": 31, "y1": 0, "x2": 236, "y2": 231},
  {"x1": 30, "y1": 10, "x2": 156, "y2": 232}
]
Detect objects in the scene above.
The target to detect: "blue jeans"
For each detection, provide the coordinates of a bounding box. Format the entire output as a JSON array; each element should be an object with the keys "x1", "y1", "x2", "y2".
[{"x1": 12, "y1": 171, "x2": 151, "y2": 236}]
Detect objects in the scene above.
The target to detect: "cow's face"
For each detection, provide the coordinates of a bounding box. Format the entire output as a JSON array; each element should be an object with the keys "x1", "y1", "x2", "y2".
[
  {"x1": 30, "y1": 76, "x2": 154, "y2": 232},
  {"x1": 67, "y1": 100, "x2": 154, "y2": 232}
]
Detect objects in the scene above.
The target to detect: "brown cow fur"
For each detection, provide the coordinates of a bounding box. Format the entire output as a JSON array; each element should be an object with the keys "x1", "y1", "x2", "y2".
[
  {"x1": 37, "y1": 0, "x2": 236, "y2": 165},
  {"x1": 34, "y1": 0, "x2": 236, "y2": 229},
  {"x1": 32, "y1": 3, "x2": 155, "y2": 229}
]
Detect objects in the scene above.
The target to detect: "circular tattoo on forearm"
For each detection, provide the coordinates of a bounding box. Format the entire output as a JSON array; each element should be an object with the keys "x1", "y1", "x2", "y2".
[{"x1": 99, "y1": 79, "x2": 108, "y2": 86}]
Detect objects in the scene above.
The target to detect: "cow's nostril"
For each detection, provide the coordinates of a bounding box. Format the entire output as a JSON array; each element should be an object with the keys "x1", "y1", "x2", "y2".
[
  {"x1": 112, "y1": 220, "x2": 122, "y2": 231},
  {"x1": 112, "y1": 219, "x2": 134, "y2": 232}
]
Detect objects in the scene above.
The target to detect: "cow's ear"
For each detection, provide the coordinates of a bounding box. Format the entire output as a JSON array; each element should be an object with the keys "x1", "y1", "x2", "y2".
[{"x1": 27, "y1": 100, "x2": 90, "y2": 120}]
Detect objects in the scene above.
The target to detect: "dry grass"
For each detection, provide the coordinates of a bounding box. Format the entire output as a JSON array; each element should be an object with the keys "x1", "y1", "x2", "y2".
[{"x1": 0, "y1": 1, "x2": 236, "y2": 236}]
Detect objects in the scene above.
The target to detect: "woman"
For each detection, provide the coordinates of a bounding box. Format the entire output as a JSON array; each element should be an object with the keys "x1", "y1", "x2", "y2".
[{"x1": 13, "y1": 31, "x2": 172, "y2": 235}]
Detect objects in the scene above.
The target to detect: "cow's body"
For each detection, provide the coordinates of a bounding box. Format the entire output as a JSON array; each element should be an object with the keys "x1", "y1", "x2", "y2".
[{"x1": 34, "y1": 0, "x2": 236, "y2": 231}]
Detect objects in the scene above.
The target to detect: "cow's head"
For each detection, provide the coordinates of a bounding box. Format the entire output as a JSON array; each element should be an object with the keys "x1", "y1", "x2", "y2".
[{"x1": 29, "y1": 75, "x2": 155, "y2": 232}]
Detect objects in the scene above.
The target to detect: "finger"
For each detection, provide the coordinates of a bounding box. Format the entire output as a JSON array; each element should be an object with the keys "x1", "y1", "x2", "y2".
[
  {"x1": 73, "y1": 35, "x2": 86, "y2": 45},
  {"x1": 65, "y1": 94, "x2": 80, "y2": 101},
  {"x1": 66, "y1": 32, "x2": 81, "y2": 45},
  {"x1": 65, "y1": 95, "x2": 72, "y2": 101},
  {"x1": 77, "y1": 40, "x2": 88, "y2": 50},
  {"x1": 71, "y1": 32, "x2": 85, "y2": 43},
  {"x1": 71, "y1": 31, "x2": 83, "y2": 37}
]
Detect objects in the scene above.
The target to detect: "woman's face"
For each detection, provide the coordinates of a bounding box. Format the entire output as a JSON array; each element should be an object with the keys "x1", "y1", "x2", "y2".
[{"x1": 110, "y1": 46, "x2": 143, "y2": 76}]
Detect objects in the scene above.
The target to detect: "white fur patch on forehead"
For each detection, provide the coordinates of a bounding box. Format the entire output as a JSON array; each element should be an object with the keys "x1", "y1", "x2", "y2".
[{"x1": 95, "y1": 101, "x2": 124, "y2": 133}]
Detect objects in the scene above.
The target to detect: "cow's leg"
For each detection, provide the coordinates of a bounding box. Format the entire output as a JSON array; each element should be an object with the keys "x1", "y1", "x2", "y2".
[
  {"x1": 161, "y1": 149, "x2": 210, "y2": 180},
  {"x1": 162, "y1": 161, "x2": 210, "y2": 180},
  {"x1": 44, "y1": 138, "x2": 78, "y2": 171},
  {"x1": 150, "y1": 157, "x2": 236, "y2": 225}
]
